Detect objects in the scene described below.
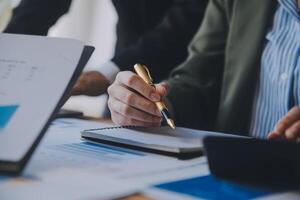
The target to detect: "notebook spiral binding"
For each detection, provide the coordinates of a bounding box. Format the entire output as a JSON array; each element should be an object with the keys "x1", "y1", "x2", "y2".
[{"x1": 84, "y1": 125, "x2": 138, "y2": 132}]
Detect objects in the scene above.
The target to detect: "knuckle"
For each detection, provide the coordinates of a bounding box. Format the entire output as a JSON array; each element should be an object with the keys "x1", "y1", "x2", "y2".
[
  {"x1": 116, "y1": 72, "x2": 123, "y2": 81},
  {"x1": 142, "y1": 100, "x2": 152, "y2": 108},
  {"x1": 121, "y1": 105, "x2": 131, "y2": 115},
  {"x1": 142, "y1": 85, "x2": 151, "y2": 97},
  {"x1": 125, "y1": 93, "x2": 135, "y2": 104},
  {"x1": 140, "y1": 101, "x2": 156, "y2": 114},
  {"x1": 127, "y1": 75, "x2": 137, "y2": 86},
  {"x1": 119, "y1": 118, "x2": 130, "y2": 126},
  {"x1": 107, "y1": 85, "x2": 113, "y2": 95},
  {"x1": 278, "y1": 120, "x2": 288, "y2": 129},
  {"x1": 284, "y1": 116, "x2": 292, "y2": 122}
]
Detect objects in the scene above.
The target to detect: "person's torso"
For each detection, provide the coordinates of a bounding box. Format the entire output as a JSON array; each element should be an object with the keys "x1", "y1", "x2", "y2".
[
  {"x1": 112, "y1": 0, "x2": 173, "y2": 52},
  {"x1": 214, "y1": 0, "x2": 277, "y2": 135},
  {"x1": 250, "y1": 0, "x2": 300, "y2": 138}
]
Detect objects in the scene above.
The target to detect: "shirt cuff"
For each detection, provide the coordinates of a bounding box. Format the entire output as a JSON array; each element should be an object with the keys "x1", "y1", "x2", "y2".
[{"x1": 94, "y1": 61, "x2": 120, "y2": 84}]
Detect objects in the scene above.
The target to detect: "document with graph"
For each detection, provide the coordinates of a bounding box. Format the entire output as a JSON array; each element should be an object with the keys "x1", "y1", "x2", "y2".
[{"x1": 0, "y1": 33, "x2": 94, "y2": 173}]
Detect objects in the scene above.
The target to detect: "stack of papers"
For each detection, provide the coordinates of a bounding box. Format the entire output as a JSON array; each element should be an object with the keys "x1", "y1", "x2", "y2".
[{"x1": 0, "y1": 168, "x2": 141, "y2": 200}]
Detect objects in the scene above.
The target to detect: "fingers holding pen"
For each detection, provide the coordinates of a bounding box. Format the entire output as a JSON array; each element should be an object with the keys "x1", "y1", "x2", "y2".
[
  {"x1": 108, "y1": 71, "x2": 165, "y2": 126},
  {"x1": 108, "y1": 97, "x2": 162, "y2": 123},
  {"x1": 108, "y1": 80, "x2": 161, "y2": 116},
  {"x1": 116, "y1": 71, "x2": 161, "y2": 102},
  {"x1": 107, "y1": 70, "x2": 171, "y2": 127}
]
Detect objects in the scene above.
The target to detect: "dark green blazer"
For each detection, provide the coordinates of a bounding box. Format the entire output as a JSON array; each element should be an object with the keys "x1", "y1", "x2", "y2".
[{"x1": 167, "y1": 0, "x2": 278, "y2": 136}]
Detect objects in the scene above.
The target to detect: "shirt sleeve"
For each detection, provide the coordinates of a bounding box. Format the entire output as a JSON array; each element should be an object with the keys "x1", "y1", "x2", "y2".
[
  {"x1": 0, "y1": 0, "x2": 12, "y2": 31},
  {"x1": 4, "y1": 0, "x2": 72, "y2": 35},
  {"x1": 93, "y1": 61, "x2": 120, "y2": 84}
]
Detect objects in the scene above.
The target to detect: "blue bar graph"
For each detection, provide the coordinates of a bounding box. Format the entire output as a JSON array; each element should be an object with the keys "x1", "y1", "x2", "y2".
[
  {"x1": 49, "y1": 142, "x2": 145, "y2": 162},
  {"x1": 0, "y1": 105, "x2": 18, "y2": 130},
  {"x1": 155, "y1": 175, "x2": 281, "y2": 200}
]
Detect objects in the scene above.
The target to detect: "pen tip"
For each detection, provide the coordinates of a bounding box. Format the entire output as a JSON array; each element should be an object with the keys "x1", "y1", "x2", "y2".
[{"x1": 167, "y1": 119, "x2": 176, "y2": 129}]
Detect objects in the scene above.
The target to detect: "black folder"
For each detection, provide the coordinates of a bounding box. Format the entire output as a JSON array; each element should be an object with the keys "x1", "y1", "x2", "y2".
[{"x1": 204, "y1": 136, "x2": 300, "y2": 186}]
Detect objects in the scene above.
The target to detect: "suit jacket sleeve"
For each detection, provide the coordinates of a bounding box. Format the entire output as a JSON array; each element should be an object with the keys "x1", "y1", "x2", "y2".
[
  {"x1": 167, "y1": 0, "x2": 230, "y2": 130},
  {"x1": 112, "y1": 0, "x2": 208, "y2": 81},
  {"x1": 4, "y1": 0, "x2": 72, "y2": 35}
]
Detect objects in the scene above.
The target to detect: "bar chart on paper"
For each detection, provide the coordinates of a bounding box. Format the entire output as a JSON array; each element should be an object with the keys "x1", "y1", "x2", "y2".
[{"x1": 0, "y1": 105, "x2": 18, "y2": 130}]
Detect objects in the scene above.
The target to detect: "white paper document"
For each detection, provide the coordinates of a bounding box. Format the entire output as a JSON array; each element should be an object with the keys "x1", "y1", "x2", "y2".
[
  {"x1": 24, "y1": 118, "x2": 207, "y2": 186},
  {"x1": 0, "y1": 118, "x2": 210, "y2": 199},
  {"x1": 0, "y1": 33, "x2": 85, "y2": 161},
  {"x1": 1, "y1": 118, "x2": 298, "y2": 200},
  {"x1": 0, "y1": 168, "x2": 141, "y2": 200}
]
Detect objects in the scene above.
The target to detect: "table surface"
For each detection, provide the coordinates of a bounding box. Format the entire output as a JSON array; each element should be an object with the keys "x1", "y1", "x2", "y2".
[
  {"x1": 85, "y1": 117, "x2": 152, "y2": 200},
  {"x1": 87, "y1": 117, "x2": 300, "y2": 200}
]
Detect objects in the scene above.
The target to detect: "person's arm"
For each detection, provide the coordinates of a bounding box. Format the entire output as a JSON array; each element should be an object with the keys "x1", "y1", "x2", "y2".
[
  {"x1": 72, "y1": 0, "x2": 209, "y2": 97},
  {"x1": 112, "y1": 0, "x2": 208, "y2": 81},
  {"x1": 4, "y1": 0, "x2": 72, "y2": 35},
  {"x1": 107, "y1": 0, "x2": 230, "y2": 128}
]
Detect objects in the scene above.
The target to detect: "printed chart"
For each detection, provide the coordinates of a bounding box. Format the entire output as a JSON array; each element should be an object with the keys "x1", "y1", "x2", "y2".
[{"x1": 0, "y1": 105, "x2": 18, "y2": 130}]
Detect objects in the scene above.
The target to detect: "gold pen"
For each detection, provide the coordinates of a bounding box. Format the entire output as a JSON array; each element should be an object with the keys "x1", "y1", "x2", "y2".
[{"x1": 134, "y1": 63, "x2": 176, "y2": 129}]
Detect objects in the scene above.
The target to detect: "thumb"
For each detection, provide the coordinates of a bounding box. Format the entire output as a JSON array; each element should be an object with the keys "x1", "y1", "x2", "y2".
[{"x1": 155, "y1": 82, "x2": 168, "y2": 97}]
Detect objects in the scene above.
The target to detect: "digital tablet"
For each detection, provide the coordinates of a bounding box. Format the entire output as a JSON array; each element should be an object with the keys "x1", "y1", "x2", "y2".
[{"x1": 204, "y1": 136, "x2": 300, "y2": 186}]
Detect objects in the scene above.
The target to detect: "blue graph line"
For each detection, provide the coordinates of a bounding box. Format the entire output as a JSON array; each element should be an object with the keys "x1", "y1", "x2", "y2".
[
  {"x1": 0, "y1": 105, "x2": 18, "y2": 130},
  {"x1": 81, "y1": 142, "x2": 145, "y2": 156},
  {"x1": 155, "y1": 175, "x2": 281, "y2": 200},
  {"x1": 50, "y1": 142, "x2": 145, "y2": 161}
]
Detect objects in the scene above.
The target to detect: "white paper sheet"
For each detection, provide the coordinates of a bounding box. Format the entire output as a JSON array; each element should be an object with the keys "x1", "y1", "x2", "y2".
[
  {"x1": 0, "y1": 33, "x2": 84, "y2": 161},
  {"x1": 0, "y1": 168, "x2": 141, "y2": 200},
  {"x1": 2, "y1": 118, "x2": 298, "y2": 200},
  {"x1": 0, "y1": 118, "x2": 209, "y2": 199},
  {"x1": 23, "y1": 118, "x2": 209, "y2": 186}
]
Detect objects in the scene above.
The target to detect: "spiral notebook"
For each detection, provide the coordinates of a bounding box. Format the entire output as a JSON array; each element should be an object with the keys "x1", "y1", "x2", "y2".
[{"x1": 81, "y1": 126, "x2": 237, "y2": 159}]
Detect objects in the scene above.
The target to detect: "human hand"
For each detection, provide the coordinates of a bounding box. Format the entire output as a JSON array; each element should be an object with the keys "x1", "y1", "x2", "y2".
[
  {"x1": 71, "y1": 71, "x2": 110, "y2": 96},
  {"x1": 107, "y1": 71, "x2": 168, "y2": 127},
  {"x1": 268, "y1": 107, "x2": 300, "y2": 142}
]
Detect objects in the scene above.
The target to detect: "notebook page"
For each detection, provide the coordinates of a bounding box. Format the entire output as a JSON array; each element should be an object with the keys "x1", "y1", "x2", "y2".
[{"x1": 83, "y1": 126, "x2": 232, "y2": 149}]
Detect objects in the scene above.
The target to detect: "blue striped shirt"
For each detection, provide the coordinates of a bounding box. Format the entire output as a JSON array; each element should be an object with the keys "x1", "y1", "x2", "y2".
[{"x1": 250, "y1": 0, "x2": 300, "y2": 138}]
